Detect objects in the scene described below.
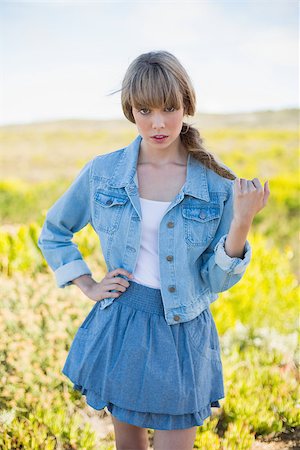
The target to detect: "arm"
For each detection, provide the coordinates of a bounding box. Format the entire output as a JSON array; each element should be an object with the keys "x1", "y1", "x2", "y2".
[
  {"x1": 199, "y1": 179, "x2": 252, "y2": 293},
  {"x1": 200, "y1": 175, "x2": 270, "y2": 293},
  {"x1": 37, "y1": 158, "x2": 95, "y2": 288},
  {"x1": 224, "y1": 217, "x2": 252, "y2": 258}
]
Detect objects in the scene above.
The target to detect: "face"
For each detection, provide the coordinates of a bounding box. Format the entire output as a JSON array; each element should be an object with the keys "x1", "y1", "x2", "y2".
[{"x1": 131, "y1": 103, "x2": 185, "y2": 150}]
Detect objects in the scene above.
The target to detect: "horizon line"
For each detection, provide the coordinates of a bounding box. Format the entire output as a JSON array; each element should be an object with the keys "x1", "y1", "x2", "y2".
[{"x1": 0, "y1": 106, "x2": 298, "y2": 128}]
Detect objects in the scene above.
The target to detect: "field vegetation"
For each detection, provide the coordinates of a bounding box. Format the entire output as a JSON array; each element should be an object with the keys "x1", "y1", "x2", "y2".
[{"x1": 0, "y1": 109, "x2": 299, "y2": 449}]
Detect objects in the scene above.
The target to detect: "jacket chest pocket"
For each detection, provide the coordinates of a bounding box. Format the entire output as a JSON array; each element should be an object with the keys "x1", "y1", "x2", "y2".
[
  {"x1": 182, "y1": 204, "x2": 221, "y2": 246},
  {"x1": 93, "y1": 190, "x2": 129, "y2": 234}
]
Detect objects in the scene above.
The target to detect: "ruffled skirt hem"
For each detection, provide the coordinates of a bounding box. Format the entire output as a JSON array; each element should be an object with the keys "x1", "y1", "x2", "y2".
[{"x1": 72, "y1": 381, "x2": 223, "y2": 430}]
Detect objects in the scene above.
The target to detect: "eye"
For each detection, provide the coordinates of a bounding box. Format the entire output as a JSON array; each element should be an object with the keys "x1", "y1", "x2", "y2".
[
  {"x1": 139, "y1": 108, "x2": 150, "y2": 115},
  {"x1": 165, "y1": 106, "x2": 176, "y2": 112}
]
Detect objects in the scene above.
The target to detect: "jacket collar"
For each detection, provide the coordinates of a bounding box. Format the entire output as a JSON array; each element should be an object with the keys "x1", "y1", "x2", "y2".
[{"x1": 107, "y1": 134, "x2": 210, "y2": 202}]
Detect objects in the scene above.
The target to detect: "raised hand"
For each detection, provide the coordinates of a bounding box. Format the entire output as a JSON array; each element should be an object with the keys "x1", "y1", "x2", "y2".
[{"x1": 233, "y1": 177, "x2": 270, "y2": 227}]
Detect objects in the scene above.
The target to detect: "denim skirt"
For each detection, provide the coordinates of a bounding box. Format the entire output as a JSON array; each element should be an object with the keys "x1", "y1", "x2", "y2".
[{"x1": 61, "y1": 280, "x2": 225, "y2": 430}]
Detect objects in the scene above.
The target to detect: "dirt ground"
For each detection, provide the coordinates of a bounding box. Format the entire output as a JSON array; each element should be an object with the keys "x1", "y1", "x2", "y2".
[{"x1": 250, "y1": 427, "x2": 300, "y2": 450}]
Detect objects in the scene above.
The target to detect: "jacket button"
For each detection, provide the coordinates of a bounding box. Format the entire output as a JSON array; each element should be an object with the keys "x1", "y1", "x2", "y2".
[
  {"x1": 106, "y1": 199, "x2": 113, "y2": 205},
  {"x1": 167, "y1": 221, "x2": 174, "y2": 228},
  {"x1": 173, "y1": 315, "x2": 180, "y2": 321},
  {"x1": 166, "y1": 255, "x2": 173, "y2": 262},
  {"x1": 199, "y1": 211, "x2": 206, "y2": 219},
  {"x1": 168, "y1": 286, "x2": 176, "y2": 292}
]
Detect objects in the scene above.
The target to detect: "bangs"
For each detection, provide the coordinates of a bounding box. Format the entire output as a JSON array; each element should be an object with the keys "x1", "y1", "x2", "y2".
[{"x1": 130, "y1": 64, "x2": 183, "y2": 110}]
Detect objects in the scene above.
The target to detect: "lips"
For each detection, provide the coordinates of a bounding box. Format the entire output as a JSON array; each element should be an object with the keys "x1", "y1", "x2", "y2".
[{"x1": 151, "y1": 135, "x2": 169, "y2": 141}]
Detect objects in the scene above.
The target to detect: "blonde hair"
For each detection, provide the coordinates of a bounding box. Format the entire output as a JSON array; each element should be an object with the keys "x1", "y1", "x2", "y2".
[{"x1": 111, "y1": 50, "x2": 235, "y2": 180}]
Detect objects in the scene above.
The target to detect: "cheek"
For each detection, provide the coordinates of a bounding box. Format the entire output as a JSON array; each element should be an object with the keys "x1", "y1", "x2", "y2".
[
  {"x1": 138, "y1": 119, "x2": 153, "y2": 135},
  {"x1": 135, "y1": 119, "x2": 147, "y2": 132},
  {"x1": 132, "y1": 111, "x2": 142, "y2": 128},
  {"x1": 169, "y1": 113, "x2": 183, "y2": 129}
]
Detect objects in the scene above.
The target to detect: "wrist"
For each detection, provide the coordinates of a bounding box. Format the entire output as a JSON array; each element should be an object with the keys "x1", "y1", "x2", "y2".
[
  {"x1": 232, "y1": 216, "x2": 253, "y2": 230},
  {"x1": 72, "y1": 274, "x2": 96, "y2": 294}
]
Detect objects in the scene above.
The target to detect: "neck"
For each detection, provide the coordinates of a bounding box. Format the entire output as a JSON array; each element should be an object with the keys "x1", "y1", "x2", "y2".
[{"x1": 138, "y1": 136, "x2": 188, "y2": 166}]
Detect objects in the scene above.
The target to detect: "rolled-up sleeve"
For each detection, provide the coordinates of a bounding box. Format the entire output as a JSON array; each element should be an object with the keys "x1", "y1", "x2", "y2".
[
  {"x1": 37, "y1": 158, "x2": 95, "y2": 288},
  {"x1": 199, "y1": 179, "x2": 252, "y2": 294},
  {"x1": 214, "y1": 233, "x2": 252, "y2": 274}
]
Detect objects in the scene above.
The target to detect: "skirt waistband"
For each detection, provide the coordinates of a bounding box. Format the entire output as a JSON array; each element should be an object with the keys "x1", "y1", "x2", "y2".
[{"x1": 113, "y1": 281, "x2": 165, "y2": 315}]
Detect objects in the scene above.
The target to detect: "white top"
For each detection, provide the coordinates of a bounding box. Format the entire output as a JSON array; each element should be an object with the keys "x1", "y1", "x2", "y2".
[{"x1": 132, "y1": 197, "x2": 172, "y2": 289}]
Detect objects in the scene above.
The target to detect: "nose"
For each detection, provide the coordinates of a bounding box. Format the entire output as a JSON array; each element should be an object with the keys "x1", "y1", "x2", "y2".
[{"x1": 152, "y1": 112, "x2": 165, "y2": 130}]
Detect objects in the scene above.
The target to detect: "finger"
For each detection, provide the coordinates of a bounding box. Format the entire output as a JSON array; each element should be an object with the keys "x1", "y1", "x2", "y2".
[
  {"x1": 247, "y1": 180, "x2": 256, "y2": 191},
  {"x1": 264, "y1": 180, "x2": 271, "y2": 194},
  {"x1": 109, "y1": 277, "x2": 130, "y2": 287},
  {"x1": 239, "y1": 178, "x2": 247, "y2": 193},
  {"x1": 107, "y1": 268, "x2": 133, "y2": 279},
  {"x1": 234, "y1": 178, "x2": 241, "y2": 198},
  {"x1": 263, "y1": 180, "x2": 270, "y2": 195},
  {"x1": 113, "y1": 292, "x2": 121, "y2": 297},
  {"x1": 105, "y1": 283, "x2": 127, "y2": 292},
  {"x1": 251, "y1": 178, "x2": 263, "y2": 190},
  {"x1": 106, "y1": 292, "x2": 121, "y2": 298},
  {"x1": 234, "y1": 177, "x2": 240, "y2": 193},
  {"x1": 104, "y1": 281, "x2": 127, "y2": 293},
  {"x1": 263, "y1": 181, "x2": 271, "y2": 204}
]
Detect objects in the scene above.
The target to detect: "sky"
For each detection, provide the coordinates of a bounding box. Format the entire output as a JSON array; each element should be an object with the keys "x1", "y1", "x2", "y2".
[{"x1": 0, "y1": 0, "x2": 298, "y2": 126}]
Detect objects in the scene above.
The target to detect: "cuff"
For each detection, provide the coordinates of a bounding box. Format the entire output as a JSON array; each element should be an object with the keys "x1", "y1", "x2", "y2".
[
  {"x1": 55, "y1": 259, "x2": 92, "y2": 288},
  {"x1": 214, "y1": 234, "x2": 252, "y2": 274}
]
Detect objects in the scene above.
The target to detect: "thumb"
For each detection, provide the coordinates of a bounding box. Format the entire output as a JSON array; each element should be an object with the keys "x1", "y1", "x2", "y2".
[
  {"x1": 265, "y1": 180, "x2": 271, "y2": 196},
  {"x1": 262, "y1": 180, "x2": 270, "y2": 205}
]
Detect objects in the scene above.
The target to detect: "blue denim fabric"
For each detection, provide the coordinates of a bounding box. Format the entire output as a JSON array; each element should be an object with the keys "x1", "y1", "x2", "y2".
[
  {"x1": 38, "y1": 134, "x2": 252, "y2": 325},
  {"x1": 62, "y1": 280, "x2": 225, "y2": 430}
]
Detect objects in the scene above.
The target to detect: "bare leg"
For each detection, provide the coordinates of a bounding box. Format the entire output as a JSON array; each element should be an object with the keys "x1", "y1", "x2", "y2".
[
  {"x1": 153, "y1": 426, "x2": 197, "y2": 450},
  {"x1": 111, "y1": 414, "x2": 149, "y2": 450}
]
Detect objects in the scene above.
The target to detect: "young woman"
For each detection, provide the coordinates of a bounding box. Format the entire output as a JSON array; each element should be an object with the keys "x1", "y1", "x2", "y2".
[{"x1": 38, "y1": 50, "x2": 270, "y2": 450}]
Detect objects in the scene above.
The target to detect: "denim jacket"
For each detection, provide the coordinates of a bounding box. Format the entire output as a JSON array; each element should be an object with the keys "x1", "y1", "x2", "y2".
[{"x1": 38, "y1": 134, "x2": 252, "y2": 325}]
